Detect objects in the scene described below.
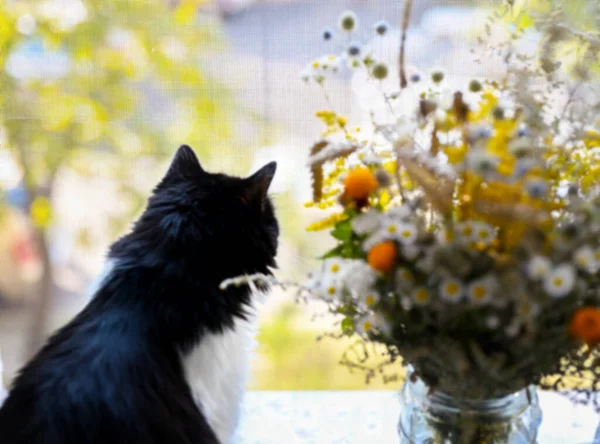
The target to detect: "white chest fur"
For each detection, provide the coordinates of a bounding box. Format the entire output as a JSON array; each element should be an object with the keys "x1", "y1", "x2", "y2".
[{"x1": 181, "y1": 312, "x2": 257, "y2": 444}]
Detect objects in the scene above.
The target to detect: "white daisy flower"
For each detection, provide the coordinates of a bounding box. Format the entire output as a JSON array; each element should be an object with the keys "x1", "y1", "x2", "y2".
[
  {"x1": 300, "y1": 68, "x2": 312, "y2": 83},
  {"x1": 505, "y1": 320, "x2": 521, "y2": 338},
  {"x1": 400, "y1": 296, "x2": 413, "y2": 311},
  {"x1": 412, "y1": 287, "x2": 432, "y2": 306},
  {"x1": 401, "y1": 245, "x2": 420, "y2": 261},
  {"x1": 320, "y1": 276, "x2": 344, "y2": 302},
  {"x1": 416, "y1": 249, "x2": 436, "y2": 272},
  {"x1": 440, "y1": 278, "x2": 465, "y2": 303},
  {"x1": 387, "y1": 205, "x2": 412, "y2": 220},
  {"x1": 435, "y1": 228, "x2": 454, "y2": 245},
  {"x1": 356, "y1": 312, "x2": 391, "y2": 337},
  {"x1": 362, "y1": 230, "x2": 388, "y2": 252},
  {"x1": 382, "y1": 220, "x2": 404, "y2": 238},
  {"x1": 355, "y1": 315, "x2": 375, "y2": 336},
  {"x1": 485, "y1": 315, "x2": 500, "y2": 330},
  {"x1": 395, "y1": 267, "x2": 415, "y2": 290},
  {"x1": 467, "y1": 275, "x2": 497, "y2": 305},
  {"x1": 527, "y1": 255, "x2": 552, "y2": 280},
  {"x1": 517, "y1": 300, "x2": 540, "y2": 320},
  {"x1": 472, "y1": 222, "x2": 496, "y2": 245},
  {"x1": 323, "y1": 257, "x2": 346, "y2": 276},
  {"x1": 360, "y1": 291, "x2": 380, "y2": 308},
  {"x1": 574, "y1": 245, "x2": 598, "y2": 273},
  {"x1": 455, "y1": 221, "x2": 475, "y2": 243},
  {"x1": 396, "y1": 223, "x2": 419, "y2": 245},
  {"x1": 341, "y1": 260, "x2": 378, "y2": 298},
  {"x1": 352, "y1": 210, "x2": 381, "y2": 235},
  {"x1": 543, "y1": 264, "x2": 576, "y2": 298}
]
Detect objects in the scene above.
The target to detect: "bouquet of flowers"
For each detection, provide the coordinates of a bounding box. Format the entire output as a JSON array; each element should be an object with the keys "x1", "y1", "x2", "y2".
[{"x1": 296, "y1": 2, "x2": 600, "y2": 407}]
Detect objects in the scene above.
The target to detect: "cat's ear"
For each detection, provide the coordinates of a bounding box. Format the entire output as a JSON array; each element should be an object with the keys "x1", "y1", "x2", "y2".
[
  {"x1": 164, "y1": 145, "x2": 204, "y2": 180},
  {"x1": 242, "y1": 161, "x2": 277, "y2": 208}
]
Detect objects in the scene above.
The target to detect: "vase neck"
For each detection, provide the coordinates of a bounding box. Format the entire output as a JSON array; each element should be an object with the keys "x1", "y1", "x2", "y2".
[{"x1": 405, "y1": 376, "x2": 538, "y2": 421}]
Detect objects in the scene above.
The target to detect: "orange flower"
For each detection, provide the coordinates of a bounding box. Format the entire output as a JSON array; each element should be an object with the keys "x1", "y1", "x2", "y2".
[
  {"x1": 368, "y1": 241, "x2": 398, "y2": 273},
  {"x1": 344, "y1": 168, "x2": 378, "y2": 201},
  {"x1": 569, "y1": 307, "x2": 600, "y2": 346}
]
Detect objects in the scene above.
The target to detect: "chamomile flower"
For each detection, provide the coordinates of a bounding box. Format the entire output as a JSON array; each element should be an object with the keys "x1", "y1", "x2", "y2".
[
  {"x1": 401, "y1": 245, "x2": 421, "y2": 261},
  {"x1": 342, "y1": 260, "x2": 378, "y2": 297},
  {"x1": 543, "y1": 264, "x2": 576, "y2": 298},
  {"x1": 574, "y1": 245, "x2": 598, "y2": 273},
  {"x1": 412, "y1": 287, "x2": 432, "y2": 306},
  {"x1": 323, "y1": 257, "x2": 346, "y2": 275},
  {"x1": 352, "y1": 210, "x2": 381, "y2": 235},
  {"x1": 360, "y1": 291, "x2": 380, "y2": 308},
  {"x1": 396, "y1": 223, "x2": 419, "y2": 245},
  {"x1": 436, "y1": 228, "x2": 454, "y2": 244},
  {"x1": 505, "y1": 321, "x2": 521, "y2": 338},
  {"x1": 387, "y1": 205, "x2": 412, "y2": 220},
  {"x1": 362, "y1": 231, "x2": 388, "y2": 252},
  {"x1": 300, "y1": 68, "x2": 312, "y2": 83},
  {"x1": 355, "y1": 314, "x2": 375, "y2": 336},
  {"x1": 472, "y1": 222, "x2": 496, "y2": 245},
  {"x1": 395, "y1": 267, "x2": 415, "y2": 290},
  {"x1": 467, "y1": 275, "x2": 497, "y2": 305},
  {"x1": 382, "y1": 220, "x2": 404, "y2": 237},
  {"x1": 485, "y1": 315, "x2": 501, "y2": 330},
  {"x1": 321, "y1": 277, "x2": 344, "y2": 302},
  {"x1": 517, "y1": 300, "x2": 540, "y2": 320},
  {"x1": 440, "y1": 278, "x2": 465, "y2": 303},
  {"x1": 400, "y1": 296, "x2": 413, "y2": 311},
  {"x1": 455, "y1": 221, "x2": 475, "y2": 243},
  {"x1": 319, "y1": 55, "x2": 341, "y2": 73},
  {"x1": 416, "y1": 249, "x2": 436, "y2": 272},
  {"x1": 527, "y1": 255, "x2": 552, "y2": 280},
  {"x1": 356, "y1": 312, "x2": 391, "y2": 336}
]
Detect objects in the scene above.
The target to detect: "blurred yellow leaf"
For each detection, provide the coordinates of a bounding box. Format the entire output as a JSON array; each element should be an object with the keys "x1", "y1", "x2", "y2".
[{"x1": 30, "y1": 196, "x2": 53, "y2": 229}]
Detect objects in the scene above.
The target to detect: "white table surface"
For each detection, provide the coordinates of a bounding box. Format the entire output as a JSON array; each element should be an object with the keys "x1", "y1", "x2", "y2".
[{"x1": 237, "y1": 391, "x2": 600, "y2": 444}]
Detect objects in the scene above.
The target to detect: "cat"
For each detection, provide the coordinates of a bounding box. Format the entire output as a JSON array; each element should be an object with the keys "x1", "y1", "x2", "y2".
[{"x1": 0, "y1": 145, "x2": 279, "y2": 444}]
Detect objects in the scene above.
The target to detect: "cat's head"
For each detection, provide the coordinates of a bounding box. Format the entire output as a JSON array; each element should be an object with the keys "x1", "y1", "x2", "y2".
[{"x1": 110, "y1": 145, "x2": 279, "y2": 281}]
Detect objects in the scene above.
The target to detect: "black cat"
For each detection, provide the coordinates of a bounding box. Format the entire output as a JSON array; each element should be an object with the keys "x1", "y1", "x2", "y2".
[{"x1": 0, "y1": 145, "x2": 278, "y2": 444}]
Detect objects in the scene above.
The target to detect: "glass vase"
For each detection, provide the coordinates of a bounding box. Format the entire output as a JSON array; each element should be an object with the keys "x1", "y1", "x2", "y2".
[{"x1": 398, "y1": 372, "x2": 543, "y2": 444}]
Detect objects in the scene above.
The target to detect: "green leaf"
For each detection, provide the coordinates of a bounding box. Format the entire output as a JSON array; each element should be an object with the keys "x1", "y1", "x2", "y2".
[
  {"x1": 320, "y1": 244, "x2": 345, "y2": 259},
  {"x1": 331, "y1": 218, "x2": 353, "y2": 241}
]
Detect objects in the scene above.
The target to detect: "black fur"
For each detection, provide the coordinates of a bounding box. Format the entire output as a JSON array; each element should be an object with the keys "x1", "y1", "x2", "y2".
[{"x1": 0, "y1": 145, "x2": 279, "y2": 444}]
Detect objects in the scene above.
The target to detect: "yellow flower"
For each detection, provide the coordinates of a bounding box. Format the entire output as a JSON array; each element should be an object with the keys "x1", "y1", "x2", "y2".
[
  {"x1": 315, "y1": 110, "x2": 337, "y2": 126},
  {"x1": 306, "y1": 212, "x2": 347, "y2": 231},
  {"x1": 584, "y1": 129, "x2": 600, "y2": 148},
  {"x1": 444, "y1": 144, "x2": 467, "y2": 164},
  {"x1": 30, "y1": 196, "x2": 53, "y2": 229},
  {"x1": 468, "y1": 91, "x2": 498, "y2": 122}
]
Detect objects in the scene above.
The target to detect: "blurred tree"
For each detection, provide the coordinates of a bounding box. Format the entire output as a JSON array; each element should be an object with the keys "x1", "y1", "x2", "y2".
[
  {"x1": 0, "y1": 0, "x2": 235, "y2": 354},
  {"x1": 503, "y1": 0, "x2": 600, "y2": 74}
]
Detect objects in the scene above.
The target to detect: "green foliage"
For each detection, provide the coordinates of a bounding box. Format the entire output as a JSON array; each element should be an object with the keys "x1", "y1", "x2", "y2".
[{"x1": 321, "y1": 216, "x2": 365, "y2": 260}]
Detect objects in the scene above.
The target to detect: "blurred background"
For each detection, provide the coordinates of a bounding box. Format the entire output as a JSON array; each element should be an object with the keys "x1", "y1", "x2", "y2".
[{"x1": 0, "y1": 0, "x2": 597, "y2": 390}]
